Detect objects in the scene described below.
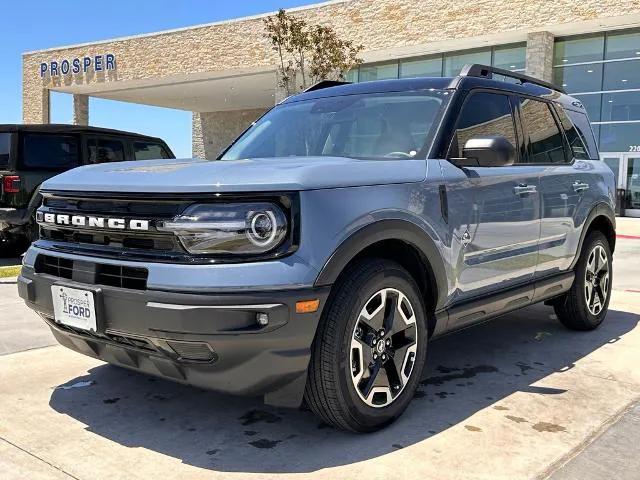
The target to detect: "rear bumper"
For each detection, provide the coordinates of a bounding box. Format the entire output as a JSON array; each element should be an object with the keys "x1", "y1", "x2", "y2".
[{"x1": 18, "y1": 265, "x2": 331, "y2": 407}]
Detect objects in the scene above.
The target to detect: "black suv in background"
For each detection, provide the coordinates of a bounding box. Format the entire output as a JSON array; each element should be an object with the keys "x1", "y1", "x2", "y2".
[{"x1": 0, "y1": 125, "x2": 174, "y2": 256}]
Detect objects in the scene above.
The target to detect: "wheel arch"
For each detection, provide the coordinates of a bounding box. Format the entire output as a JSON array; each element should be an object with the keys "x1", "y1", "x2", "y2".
[
  {"x1": 314, "y1": 219, "x2": 448, "y2": 335},
  {"x1": 570, "y1": 202, "x2": 616, "y2": 270}
]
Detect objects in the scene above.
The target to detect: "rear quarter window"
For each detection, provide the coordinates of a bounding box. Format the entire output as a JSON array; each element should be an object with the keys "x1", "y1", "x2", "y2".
[
  {"x1": 564, "y1": 109, "x2": 599, "y2": 159},
  {"x1": 0, "y1": 133, "x2": 11, "y2": 169},
  {"x1": 21, "y1": 134, "x2": 79, "y2": 171},
  {"x1": 555, "y1": 106, "x2": 590, "y2": 160}
]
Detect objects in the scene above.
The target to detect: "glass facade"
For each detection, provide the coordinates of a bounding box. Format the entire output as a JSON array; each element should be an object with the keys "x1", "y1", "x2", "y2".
[
  {"x1": 343, "y1": 29, "x2": 640, "y2": 154},
  {"x1": 553, "y1": 28, "x2": 640, "y2": 153},
  {"x1": 347, "y1": 43, "x2": 526, "y2": 83}
]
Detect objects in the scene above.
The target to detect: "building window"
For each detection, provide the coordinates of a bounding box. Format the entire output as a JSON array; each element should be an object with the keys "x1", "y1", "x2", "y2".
[
  {"x1": 553, "y1": 63, "x2": 603, "y2": 92},
  {"x1": 492, "y1": 44, "x2": 526, "y2": 71},
  {"x1": 352, "y1": 43, "x2": 526, "y2": 83},
  {"x1": 553, "y1": 28, "x2": 640, "y2": 152},
  {"x1": 344, "y1": 69, "x2": 358, "y2": 83},
  {"x1": 399, "y1": 56, "x2": 443, "y2": 78},
  {"x1": 605, "y1": 29, "x2": 640, "y2": 60},
  {"x1": 553, "y1": 34, "x2": 605, "y2": 64},
  {"x1": 358, "y1": 62, "x2": 399, "y2": 82},
  {"x1": 443, "y1": 48, "x2": 492, "y2": 76}
]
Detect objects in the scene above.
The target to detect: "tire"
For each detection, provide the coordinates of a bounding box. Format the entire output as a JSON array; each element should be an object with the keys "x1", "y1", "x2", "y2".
[
  {"x1": 554, "y1": 231, "x2": 613, "y2": 331},
  {"x1": 304, "y1": 258, "x2": 428, "y2": 432}
]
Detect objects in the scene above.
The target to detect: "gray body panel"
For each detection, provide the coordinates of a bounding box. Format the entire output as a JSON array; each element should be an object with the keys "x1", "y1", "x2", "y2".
[{"x1": 41, "y1": 156, "x2": 427, "y2": 193}]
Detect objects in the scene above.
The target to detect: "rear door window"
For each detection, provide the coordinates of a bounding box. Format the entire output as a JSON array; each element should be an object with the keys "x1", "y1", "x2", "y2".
[
  {"x1": 0, "y1": 133, "x2": 11, "y2": 169},
  {"x1": 87, "y1": 138, "x2": 126, "y2": 163},
  {"x1": 133, "y1": 141, "x2": 171, "y2": 160},
  {"x1": 21, "y1": 134, "x2": 79, "y2": 170},
  {"x1": 519, "y1": 98, "x2": 567, "y2": 164}
]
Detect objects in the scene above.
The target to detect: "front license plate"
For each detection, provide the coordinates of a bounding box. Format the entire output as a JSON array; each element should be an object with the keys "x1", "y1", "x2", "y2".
[{"x1": 51, "y1": 286, "x2": 97, "y2": 332}]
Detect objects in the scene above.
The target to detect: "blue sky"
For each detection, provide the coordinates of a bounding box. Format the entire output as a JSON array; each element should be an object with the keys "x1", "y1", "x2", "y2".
[{"x1": 1, "y1": 0, "x2": 318, "y2": 157}]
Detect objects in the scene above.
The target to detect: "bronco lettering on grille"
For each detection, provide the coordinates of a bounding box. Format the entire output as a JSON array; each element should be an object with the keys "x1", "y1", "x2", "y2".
[{"x1": 36, "y1": 211, "x2": 150, "y2": 231}]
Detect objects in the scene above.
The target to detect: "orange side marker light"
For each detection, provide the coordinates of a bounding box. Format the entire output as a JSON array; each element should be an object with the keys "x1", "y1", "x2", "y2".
[{"x1": 296, "y1": 299, "x2": 320, "y2": 314}]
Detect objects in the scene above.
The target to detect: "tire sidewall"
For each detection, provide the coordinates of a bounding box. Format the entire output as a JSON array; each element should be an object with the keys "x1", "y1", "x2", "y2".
[
  {"x1": 331, "y1": 262, "x2": 428, "y2": 430},
  {"x1": 573, "y1": 232, "x2": 613, "y2": 328}
]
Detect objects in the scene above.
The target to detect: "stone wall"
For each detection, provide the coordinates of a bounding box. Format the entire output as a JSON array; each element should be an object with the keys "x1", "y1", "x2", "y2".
[
  {"x1": 192, "y1": 108, "x2": 267, "y2": 159},
  {"x1": 526, "y1": 32, "x2": 555, "y2": 82},
  {"x1": 23, "y1": 0, "x2": 640, "y2": 122}
]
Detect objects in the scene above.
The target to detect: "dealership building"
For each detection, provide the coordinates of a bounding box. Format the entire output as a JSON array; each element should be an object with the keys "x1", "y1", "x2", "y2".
[{"x1": 22, "y1": 0, "x2": 640, "y2": 215}]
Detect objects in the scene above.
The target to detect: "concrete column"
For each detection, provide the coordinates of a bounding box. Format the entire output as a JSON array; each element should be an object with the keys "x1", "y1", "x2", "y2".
[
  {"x1": 72, "y1": 94, "x2": 89, "y2": 126},
  {"x1": 192, "y1": 108, "x2": 268, "y2": 159},
  {"x1": 22, "y1": 88, "x2": 49, "y2": 124},
  {"x1": 526, "y1": 31, "x2": 555, "y2": 83}
]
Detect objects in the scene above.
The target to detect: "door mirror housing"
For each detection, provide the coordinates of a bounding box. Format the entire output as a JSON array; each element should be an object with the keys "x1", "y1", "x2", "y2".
[{"x1": 453, "y1": 135, "x2": 515, "y2": 167}]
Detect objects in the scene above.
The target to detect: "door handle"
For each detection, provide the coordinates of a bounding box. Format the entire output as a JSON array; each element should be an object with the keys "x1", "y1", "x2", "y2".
[
  {"x1": 514, "y1": 184, "x2": 537, "y2": 195},
  {"x1": 573, "y1": 181, "x2": 589, "y2": 192}
]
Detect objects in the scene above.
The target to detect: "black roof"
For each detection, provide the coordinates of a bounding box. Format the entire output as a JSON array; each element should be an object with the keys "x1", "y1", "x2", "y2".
[
  {"x1": 0, "y1": 124, "x2": 164, "y2": 141},
  {"x1": 285, "y1": 77, "x2": 455, "y2": 103},
  {"x1": 283, "y1": 65, "x2": 582, "y2": 113}
]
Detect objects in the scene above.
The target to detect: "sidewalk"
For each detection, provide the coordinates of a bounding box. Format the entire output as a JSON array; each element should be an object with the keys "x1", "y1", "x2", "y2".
[{"x1": 616, "y1": 217, "x2": 640, "y2": 238}]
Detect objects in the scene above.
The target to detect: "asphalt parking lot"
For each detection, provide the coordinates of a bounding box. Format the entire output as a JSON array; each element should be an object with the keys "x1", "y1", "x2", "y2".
[{"x1": 1, "y1": 230, "x2": 640, "y2": 480}]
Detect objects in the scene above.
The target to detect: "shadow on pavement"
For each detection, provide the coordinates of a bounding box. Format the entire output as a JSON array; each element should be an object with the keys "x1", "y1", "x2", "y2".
[{"x1": 49, "y1": 303, "x2": 638, "y2": 473}]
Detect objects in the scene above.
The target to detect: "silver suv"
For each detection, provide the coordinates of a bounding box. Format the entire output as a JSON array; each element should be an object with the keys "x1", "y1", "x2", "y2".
[{"x1": 18, "y1": 65, "x2": 616, "y2": 432}]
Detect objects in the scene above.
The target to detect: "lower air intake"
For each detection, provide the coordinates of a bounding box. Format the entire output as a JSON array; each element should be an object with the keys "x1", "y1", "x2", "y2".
[{"x1": 166, "y1": 340, "x2": 217, "y2": 362}]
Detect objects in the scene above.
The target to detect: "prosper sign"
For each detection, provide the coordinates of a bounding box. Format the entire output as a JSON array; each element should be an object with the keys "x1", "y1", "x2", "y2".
[{"x1": 40, "y1": 54, "x2": 116, "y2": 78}]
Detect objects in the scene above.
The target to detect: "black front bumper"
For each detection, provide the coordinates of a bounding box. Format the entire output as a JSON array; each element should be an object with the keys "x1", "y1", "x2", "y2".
[{"x1": 18, "y1": 265, "x2": 331, "y2": 407}]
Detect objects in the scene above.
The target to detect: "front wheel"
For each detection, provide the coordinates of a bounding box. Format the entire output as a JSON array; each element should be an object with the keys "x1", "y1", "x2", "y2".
[
  {"x1": 304, "y1": 259, "x2": 428, "y2": 432},
  {"x1": 554, "y1": 231, "x2": 613, "y2": 331}
]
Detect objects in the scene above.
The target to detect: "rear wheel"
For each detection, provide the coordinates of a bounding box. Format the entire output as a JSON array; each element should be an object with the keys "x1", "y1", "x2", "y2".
[
  {"x1": 554, "y1": 231, "x2": 612, "y2": 331},
  {"x1": 305, "y1": 259, "x2": 428, "y2": 432}
]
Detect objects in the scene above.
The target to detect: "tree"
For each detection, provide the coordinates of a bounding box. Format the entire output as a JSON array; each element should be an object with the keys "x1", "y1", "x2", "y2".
[{"x1": 264, "y1": 9, "x2": 364, "y2": 96}]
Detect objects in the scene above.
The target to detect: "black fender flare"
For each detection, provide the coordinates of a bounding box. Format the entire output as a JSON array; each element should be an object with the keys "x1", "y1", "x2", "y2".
[
  {"x1": 313, "y1": 219, "x2": 448, "y2": 311},
  {"x1": 569, "y1": 202, "x2": 616, "y2": 270}
]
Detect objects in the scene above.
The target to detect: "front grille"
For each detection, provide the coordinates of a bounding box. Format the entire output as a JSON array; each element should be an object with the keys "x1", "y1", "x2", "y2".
[
  {"x1": 38, "y1": 193, "x2": 189, "y2": 257},
  {"x1": 96, "y1": 263, "x2": 148, "y2": 290},
  {"x1": 40, "y1": 227, "x2": 177, "y2": 252},
  {"x1": 35, "y1": 254, "x2": 148, "y2": 291},
  {"x1": 35, "y1": 255, "x2": 73, "y2": 280}
]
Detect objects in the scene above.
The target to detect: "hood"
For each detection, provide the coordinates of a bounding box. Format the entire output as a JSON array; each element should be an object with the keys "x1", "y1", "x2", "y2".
[{"x1": 41, "y1": 157, "x2": 427, "y2": 193}]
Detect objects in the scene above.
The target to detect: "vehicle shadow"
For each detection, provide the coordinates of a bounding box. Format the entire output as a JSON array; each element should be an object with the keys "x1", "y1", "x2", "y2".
[{"x1": 49, "y1": 303, "x2": 638, "y2": 473}]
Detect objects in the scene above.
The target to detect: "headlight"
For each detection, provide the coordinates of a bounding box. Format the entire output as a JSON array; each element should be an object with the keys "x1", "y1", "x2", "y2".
[{"x1": 159, "y1": 203, "x2": 288, "y2": 255}]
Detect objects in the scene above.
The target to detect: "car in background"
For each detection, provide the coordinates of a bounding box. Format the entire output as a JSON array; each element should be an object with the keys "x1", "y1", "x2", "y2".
[{"x1": 0, "y1": 124, "x2": 174, "y2": 256}]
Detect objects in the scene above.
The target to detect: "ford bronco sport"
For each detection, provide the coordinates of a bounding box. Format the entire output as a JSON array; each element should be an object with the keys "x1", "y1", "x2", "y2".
[
  {"x1": 0, "y1": 124, "x2": 174, "y2": 256},
  {"x1": 18, "y1": 65, "x2": 616, "y2": 432}
]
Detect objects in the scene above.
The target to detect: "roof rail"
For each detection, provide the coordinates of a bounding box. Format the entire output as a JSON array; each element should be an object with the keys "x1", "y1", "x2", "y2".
[
  {"x1": 304, "y1": 80, "x2": 351, "y2": 92},
  {"x1": 458, "y1": 64, "x2": 566, "y2": 94}
]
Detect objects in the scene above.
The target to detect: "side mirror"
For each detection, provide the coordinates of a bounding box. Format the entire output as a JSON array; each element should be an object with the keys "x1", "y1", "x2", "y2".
[{"x1": 453, "y1": 135, "x2": 515, "y2": 167}]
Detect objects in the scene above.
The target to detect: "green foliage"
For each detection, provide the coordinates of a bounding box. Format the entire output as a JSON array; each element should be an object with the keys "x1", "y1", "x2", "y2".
[{"x1": 264, "y1": 9, "x2": 364, "y2": 96}]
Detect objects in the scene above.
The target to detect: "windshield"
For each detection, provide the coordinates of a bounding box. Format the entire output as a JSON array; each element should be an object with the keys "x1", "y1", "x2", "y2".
[
  {"x1": 221, "y1": 90, "x2": 450, "y2": 161},
  {"x1": 0, "y1": 133, "x2": 11, "y2": 169}
]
